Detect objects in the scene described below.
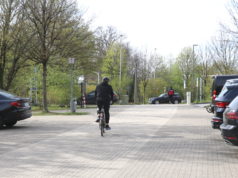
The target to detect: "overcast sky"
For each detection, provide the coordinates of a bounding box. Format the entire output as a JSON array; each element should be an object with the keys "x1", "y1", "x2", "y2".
[{"x1": 77, "y1": 0, "x2": 230, "y2": 57}]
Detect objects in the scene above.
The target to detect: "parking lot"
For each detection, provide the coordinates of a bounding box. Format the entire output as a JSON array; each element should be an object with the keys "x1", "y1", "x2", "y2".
[{"x1": 1, "y1": 104, "x2": 238, "y2": 178}]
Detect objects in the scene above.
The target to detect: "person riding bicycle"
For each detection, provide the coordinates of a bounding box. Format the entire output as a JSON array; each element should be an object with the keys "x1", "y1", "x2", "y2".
[
  {"x1": 168, "y1": 86, "x2": 174, "y2": 104},
  {"x1": 95, "y1": 77, "x2": 114, "y2": 130}
]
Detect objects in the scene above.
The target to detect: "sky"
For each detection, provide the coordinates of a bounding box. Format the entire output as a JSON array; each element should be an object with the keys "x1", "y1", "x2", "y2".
[{"x1": 77, "y1": 0, "x2": 230, "y2": 57}]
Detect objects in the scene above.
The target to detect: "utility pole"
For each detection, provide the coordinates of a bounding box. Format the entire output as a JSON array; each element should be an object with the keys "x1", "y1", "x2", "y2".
[
  {"x1": 200, "y1": 77, "x2": 202, "y2": 101},
  {"x1": 134, "y1": 60, "x2": 138, "y2": 104},
  {"x1": 68, "y1": 58, "x2": 75, "y2": 112},
  {"x1": 119, "y1": 35, "x2": 123, "y2": 102},
  {"x1": 192, "y1": 44, "x2": 198, "y2": 101}
]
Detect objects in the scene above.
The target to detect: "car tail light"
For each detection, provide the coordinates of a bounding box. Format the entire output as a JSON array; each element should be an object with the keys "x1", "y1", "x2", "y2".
[
  {"x1": 216, "y1": 102, "x2": 229, "y2": 108},
  {"x1": 225, "y1": 111, "x2": 238, "y2": 120},
  {"x1": 225, "y1": 137, "x2": 237, "y2": 140},
  {"x1": 225, "y1": 136, "x2": 237, "y2": 140},
  {"x1": 10, "y1": 101, "x2": 22, "y2": 107}
]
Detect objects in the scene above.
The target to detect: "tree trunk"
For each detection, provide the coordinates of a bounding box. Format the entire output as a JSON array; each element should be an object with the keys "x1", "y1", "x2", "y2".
[
  {"x1": 0, "y1": 67, "x2": 4, "y2": 89},
  {"x1": 143, "y1": 84, "x2": 146, "y2": 104},
  {"x1": 0, "y1": 43, "x2": 7, "y2": 89},
  {"x1": 42, "y1": 62, "x2": 48, "y2": 112}
]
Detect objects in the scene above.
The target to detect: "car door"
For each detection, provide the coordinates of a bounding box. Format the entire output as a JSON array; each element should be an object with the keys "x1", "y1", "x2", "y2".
[
  {"x1": 160, "y1": 94, "x2": 169, "y2": 103},
  {"x1": 86, "y1": 91, "x2": 96, "y2": 104},
  {"x1": 164, "y1": 94, "x2": 170, "y2": 103}
]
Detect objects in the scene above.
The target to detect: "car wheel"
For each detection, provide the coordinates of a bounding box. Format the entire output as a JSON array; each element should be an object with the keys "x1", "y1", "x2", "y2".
[
  {"x1": 5, "y1": 121, "x2": 17, "y2": 128},
  {"x1": 174, "y1": 100, "x2": 179, "y2": 104},
  {"x1": 155, "y1": 100, "x2": 160, "y2": 104},
  {"x1": 0, "y1": 118, "x2": 4, "y2": 129}
]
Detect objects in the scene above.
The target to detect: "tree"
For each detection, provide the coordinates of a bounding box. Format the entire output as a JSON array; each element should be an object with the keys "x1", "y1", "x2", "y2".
[
  {"x1": 137, "y1": 51, "x2": 151, "y2": 104},
  {"x1": 208, "y1": 32, "x2": 238, "y2": 74},
  {"x1": 177, "y1": 47, "x2": 193, "y2": 87},
  {"x1": 0, "y1": 0, "x2": 30, "y2": 90},
  {"x1": 148, "y1": 51, "x2": 166, "y2": 79},
  {"x1": 94, "y1": 26, "x2": 123, "y2": 81},
  {"x1": 101, "y1": 42, "x2": 129, "y2": 97},
  {"x1": 176, "y1": 47, "x2": 197, "y2": 100},
  {"x1": 24, "y1": 0, "x2": 87, "y2": 112}
]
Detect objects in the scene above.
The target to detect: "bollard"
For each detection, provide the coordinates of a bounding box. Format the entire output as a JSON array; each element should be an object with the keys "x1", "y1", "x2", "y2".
[
  {"x1": 186, "y1": 92, "x2": 191, "y2": 105},
  {"x1": 70, "y1": 99, "x2": 76, "y2": 112}
]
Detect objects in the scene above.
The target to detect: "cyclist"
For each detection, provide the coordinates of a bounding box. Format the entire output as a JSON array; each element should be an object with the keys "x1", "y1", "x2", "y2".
[
  {"x1": 168, "y1": 86, "x2": 174, "y2": 104},
  {"x1": 95, "y1": 77, "x2": 114, "y2": 130}
]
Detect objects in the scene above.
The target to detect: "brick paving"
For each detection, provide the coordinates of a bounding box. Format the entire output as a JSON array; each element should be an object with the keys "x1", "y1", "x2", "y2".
[{"x1": 0, "y1": 104, "x2": 238, "y2": 178}]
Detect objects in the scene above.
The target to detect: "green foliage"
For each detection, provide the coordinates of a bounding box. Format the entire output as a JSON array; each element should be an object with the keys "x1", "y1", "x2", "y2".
[
  {"x1": 101, "y1": 43, "x2": 129, "y2": 96},
  {"x1": 8, "y1": 66, "x2": 32, "y2": 97},
  {"x1": 168, "y1": 63, "x2": 185, "y2": 98},
  {"x1": 102, "y1": 44, "x2": 120, "y2": 79},
  {"x1": 146, "y1": 78, "x2": 168, "y2": 97},
  {"x1": 86, "y1": 84, "x2": 97, "y2": 94}
]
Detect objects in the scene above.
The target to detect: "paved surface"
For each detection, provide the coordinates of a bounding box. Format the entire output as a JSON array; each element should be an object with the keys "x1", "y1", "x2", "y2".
[{"x1": 1, "y1": 104, "x2": 238, "y2": 178}]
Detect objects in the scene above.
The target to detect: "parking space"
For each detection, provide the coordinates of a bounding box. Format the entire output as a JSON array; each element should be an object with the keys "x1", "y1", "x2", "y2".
[{"x1": 0, "y1": 104, "x2": 238, "y2": 178}]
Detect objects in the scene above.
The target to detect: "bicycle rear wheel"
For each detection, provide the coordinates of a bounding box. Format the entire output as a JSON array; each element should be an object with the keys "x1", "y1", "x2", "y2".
[{"x1": 99, "y1": 118, "x2": 105, "y2": 136}]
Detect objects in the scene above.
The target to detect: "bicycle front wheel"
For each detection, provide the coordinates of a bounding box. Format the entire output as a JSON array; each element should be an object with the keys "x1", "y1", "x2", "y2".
[{"x1": 99, "y1": 119, "x2": 105, "y2": 136}]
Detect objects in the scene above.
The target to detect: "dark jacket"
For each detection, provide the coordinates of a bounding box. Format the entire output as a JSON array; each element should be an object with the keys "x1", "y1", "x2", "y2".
[{"x1": 95, "y1": 82, "x2": 114, "y2": 103}]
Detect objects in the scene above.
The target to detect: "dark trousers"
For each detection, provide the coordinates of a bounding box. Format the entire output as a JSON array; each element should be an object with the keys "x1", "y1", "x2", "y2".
[
  {"x1": 169, "y1": 95, "x2": 174, "y2": 103},
  {"x1": 97, "y1": 100, "x2": 110, "y2": 124}
]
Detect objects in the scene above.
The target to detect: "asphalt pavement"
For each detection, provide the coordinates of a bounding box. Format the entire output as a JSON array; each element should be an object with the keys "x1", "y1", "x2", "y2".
[{"x1": 0, "y1": 104, "x2": 238, "y2": 178}]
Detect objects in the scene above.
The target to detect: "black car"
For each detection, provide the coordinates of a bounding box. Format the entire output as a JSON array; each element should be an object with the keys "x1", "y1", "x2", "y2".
[
  {"x1": 148, "y1": 93, "x2": 182, "y2": 104},
  {"x1": 211, "y1": 82, "x2": 238, "y2": 129},
  {"x1": 0, "y1": 90, "x2": 32, "y2": 128},
  {"x1": 77, "y1": 91, "x2": 118, "y2": 105},
  {"x1": 210, "y1": 75, "x2": 238, "y2": 113},
  {"x1": 220, "y1": 96, "x2": 238, "y2": 145}
]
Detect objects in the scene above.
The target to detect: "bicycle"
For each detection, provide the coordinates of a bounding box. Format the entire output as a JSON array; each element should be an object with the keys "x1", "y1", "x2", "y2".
[
  {"x1": 205, "y1": 104, "x2": 214, "y2": 113},
  {"x1": 97, "y1": 108, "x2": 106, "y2": 136}
]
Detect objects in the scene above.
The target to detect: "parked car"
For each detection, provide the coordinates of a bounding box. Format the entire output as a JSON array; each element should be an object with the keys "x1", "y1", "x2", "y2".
[
  {"x1": 210, "y1": 75, "x2": 238, "y2": 113},
  {"x1": 77, "y1": 91, "x2": 118, "y2": 105},
  {"x1": 0, "y1": 90, "x2": 32, "y2": 128},
  {"x1": 148, "y1": 93, "x2": 182, "y2": 104},
  {"x1": 220, "y1": 95, "x2": 238, "y2": 145},
  {"x1": 211, "y1": 81, "x2": 238, "y2": 129}
]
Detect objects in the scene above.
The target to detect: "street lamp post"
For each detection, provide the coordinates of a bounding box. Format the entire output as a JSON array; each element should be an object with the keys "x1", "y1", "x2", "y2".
[
  {"x1": 134, "y1": 59, "x2": 138, "y2": 104},
  {"x1": 153, "y1": 48, "x2": 157, "y2": 78},
  {"x1": 94, "y1": 72, "x2": 100, "y2": 84},
  {"x1": 192, "y1": 44, "x2": 198, "y2": 101},
  {"x1": 119, "y1": 35, "x2": 123, "y2": 89},
  {"x1": 68, "y1": 58, "x2": 75, "y2": 112},
  {"x1": 119, "y1": 35, "x2": 123, "y2": 103}
]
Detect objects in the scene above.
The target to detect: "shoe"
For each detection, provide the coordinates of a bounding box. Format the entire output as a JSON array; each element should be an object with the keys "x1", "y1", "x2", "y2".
[
  {"x1": 105, "y1": 125, "x2": 111, "y2": 130},
  {"x1": 95, "y1": 118, "x2": 100, "y2": 122}
]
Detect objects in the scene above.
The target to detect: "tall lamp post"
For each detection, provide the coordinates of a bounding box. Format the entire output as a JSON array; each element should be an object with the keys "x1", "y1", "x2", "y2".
[
  {"x1": 68, "y1": 58, "x2": 75, "y2": 112},
  {"x1": 119, "y1": 35, "x2": 123, "y2": 89},
  {"x1": 119, "y1": 35, "x2": 123, "y2": 102},
  {"x1": 192, "y1": 44, "x2": 198, "y2": 101},
  {"x1": 94, "y1": 72, "x2": 100, "y2": 84}
]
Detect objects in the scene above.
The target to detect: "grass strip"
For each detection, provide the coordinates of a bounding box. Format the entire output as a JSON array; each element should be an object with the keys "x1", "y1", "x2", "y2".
[{"x1": 33, "y1": 112, "x2": 89, "y2": 116}]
